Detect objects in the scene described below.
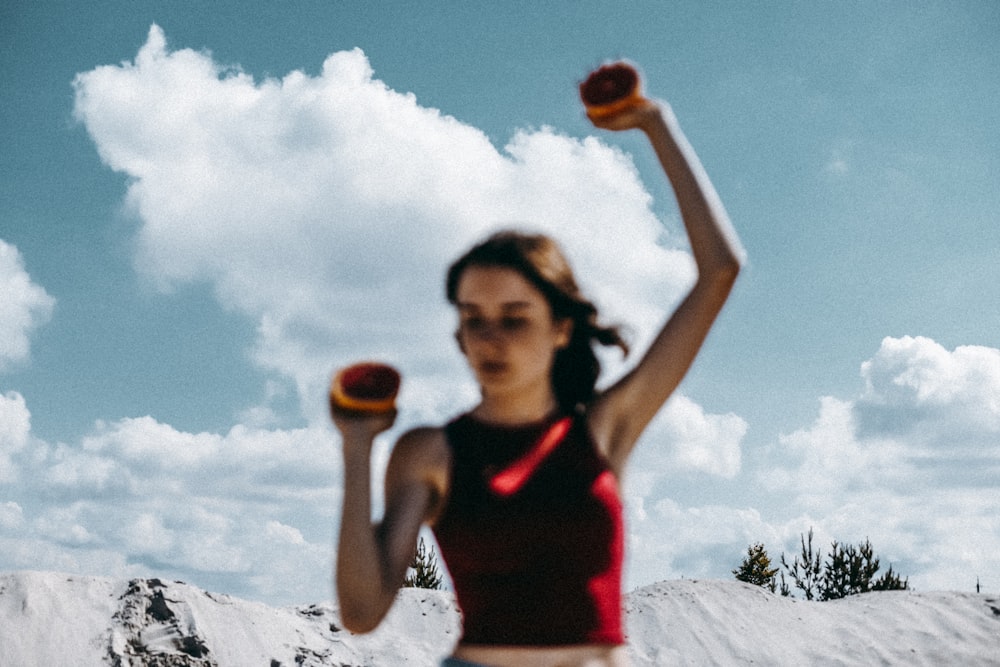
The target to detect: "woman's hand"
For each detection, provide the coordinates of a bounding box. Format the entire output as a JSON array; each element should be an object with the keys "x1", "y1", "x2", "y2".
[
  {"x1": 331, "y1": 407, "x2": 398, "y2": 450},
  {"x1": 587, "y1": 96, "x2": 661, "y2": 133},
  {"x1": 581, "y1": 61, "x2": 661, "y2": 133}
]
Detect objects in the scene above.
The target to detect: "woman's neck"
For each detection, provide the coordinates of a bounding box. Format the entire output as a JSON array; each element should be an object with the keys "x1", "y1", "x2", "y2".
[{"x1": 472, "y1": 386, "x2": 559, "y2": 426}]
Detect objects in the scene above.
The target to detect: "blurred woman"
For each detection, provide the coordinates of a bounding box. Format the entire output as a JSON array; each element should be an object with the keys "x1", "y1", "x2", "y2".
[{"x1": 332, "y1": 65, "x2": 744, "y2": 667}]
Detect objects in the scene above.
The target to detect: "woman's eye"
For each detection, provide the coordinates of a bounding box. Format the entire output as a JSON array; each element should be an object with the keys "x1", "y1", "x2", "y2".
[
  {"x1": 462, "y1": 318, "x2": 486, "y2": 332},
  {"x1": 501, "y1": 317, "x2": 528, "y2": 331}
]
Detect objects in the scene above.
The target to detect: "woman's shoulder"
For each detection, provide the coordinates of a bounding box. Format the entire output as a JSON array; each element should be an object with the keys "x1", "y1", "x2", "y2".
[
  {"x1": 386, "y1": 426, "x2": 451, "y2": 517},
  {"x1": 396, "y1": 423, "x2": 447, "y2": 451},
  {"x1": 582, "y1": 393, "x2": 632, "y2": 474},
  {"x1": 390, "y1": 425, "x2": 450, "y2": 474}
]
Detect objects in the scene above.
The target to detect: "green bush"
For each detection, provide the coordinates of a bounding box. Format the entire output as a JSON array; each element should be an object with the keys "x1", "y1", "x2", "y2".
[
  {"x1": 779, "y1": 527, "x2": 823, "y2": 599},
  {"x1": 403, "y1": 536, "x2": 444, "y2": 590},
  {"x1": 732, "y1": 542, "x2": 779, "y2": 592},
  {"x1": 735, "y1": 529, "x2": 908, "y2": 600}
]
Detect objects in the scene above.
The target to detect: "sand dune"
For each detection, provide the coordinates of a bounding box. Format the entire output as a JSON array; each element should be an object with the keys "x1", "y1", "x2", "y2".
[{"x1": 1, "y1": 571, "x2": 997, "y2": 665}]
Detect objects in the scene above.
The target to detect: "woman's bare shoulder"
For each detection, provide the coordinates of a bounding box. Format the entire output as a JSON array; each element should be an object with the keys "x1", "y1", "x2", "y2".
[
  {"x1": 396, "y1": 424, "x2": 448, "y2": 454},
  {"x1": 386, "y1": 425, "x2": 451, "y2": 523},
  {"x1": 387, "y1": 425, "x2": 451, "y2": 481}
]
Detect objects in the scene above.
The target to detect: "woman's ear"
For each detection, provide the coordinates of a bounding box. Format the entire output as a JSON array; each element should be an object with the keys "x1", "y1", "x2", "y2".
[{"x1": 555, "y1": 318, "x2": 573, "y2": 350}]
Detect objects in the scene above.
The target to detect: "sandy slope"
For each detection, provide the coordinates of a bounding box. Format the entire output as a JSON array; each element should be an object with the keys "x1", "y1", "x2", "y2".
[
  {"x1": 625, "y1": 580, "x2": 999, "y2": 666},
  {"x1": 1, "y1": 571, "x2": 997, "y2": 666}
]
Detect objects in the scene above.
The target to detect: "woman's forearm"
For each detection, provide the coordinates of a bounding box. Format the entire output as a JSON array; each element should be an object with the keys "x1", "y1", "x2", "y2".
[
  {"x1": 335, "y1": 437, "x2": 395, "y2": 632},
  {"x1": 642, "y1": 104, "x2": 745, "y2": 278}
]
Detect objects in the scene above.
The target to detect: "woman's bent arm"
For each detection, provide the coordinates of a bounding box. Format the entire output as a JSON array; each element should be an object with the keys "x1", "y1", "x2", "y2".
[
  {"x1": 590, "y1": 101, "x2": 745, "y2": 467},
  {"x1": 335, "y1": 418, "x2": 445, "y2": 633}
]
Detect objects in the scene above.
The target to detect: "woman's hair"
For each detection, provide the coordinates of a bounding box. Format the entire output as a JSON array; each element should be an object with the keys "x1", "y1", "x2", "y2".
[{"x1": 446, "y1": 230, "x2": 629, "y2": 412}]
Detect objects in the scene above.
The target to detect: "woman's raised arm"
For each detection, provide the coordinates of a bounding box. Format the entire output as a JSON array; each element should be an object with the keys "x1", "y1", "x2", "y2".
[{"x1": 589, "y1": 98, "x2": 745, "y2": 470}]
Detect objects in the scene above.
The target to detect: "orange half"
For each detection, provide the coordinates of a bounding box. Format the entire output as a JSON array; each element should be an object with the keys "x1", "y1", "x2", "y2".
[
  {"x1": 329, "y1": 362, "x2": 401, "y2": 414},
  {"x1": 580, "y1": 61, "x2": 646, "y2": 119}
]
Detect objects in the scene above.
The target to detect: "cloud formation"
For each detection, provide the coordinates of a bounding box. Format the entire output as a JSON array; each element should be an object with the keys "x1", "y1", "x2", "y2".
[
  {"x1": 0, "y1": 241, "x2": 54, "y2": 372},
  {"x1": 2, "y1": 26, "x2": 995, "y2": 604},
  {"x1": 1, "y1": 409, "x2": 338, "y2": 603},
  {"x1": 72, "y1": 25, "x2": 691, "y2": 425},
  {"x1": 0, "y1": 25, "x2": 725, "y2": 603},
  {"x1": 763, "y1": 336, "x2": 1000, "y2": 591},
  {"x1": 857, "y1": 336, "x2": 1000, "y2": 447}
]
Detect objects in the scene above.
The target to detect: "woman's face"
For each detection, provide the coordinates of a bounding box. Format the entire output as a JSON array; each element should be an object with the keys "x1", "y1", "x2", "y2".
[{"x1": 454, "y1": 265, "x2": 571, "y2": 399}]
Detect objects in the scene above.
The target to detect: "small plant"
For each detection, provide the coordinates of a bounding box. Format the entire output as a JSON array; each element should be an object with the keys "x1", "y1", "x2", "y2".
[
  {"x1": 403, "y1": 536, "x2": 443, "y2": 590},
  {"x1": 733, "y1": 542, "x2": 780, "y2": 592},
  {"x1": 780, "y1": 528, "x2": 823, "y2": 600}
]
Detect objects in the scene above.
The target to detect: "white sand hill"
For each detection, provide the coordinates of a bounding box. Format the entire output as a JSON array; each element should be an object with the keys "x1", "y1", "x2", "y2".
[{"x1": 1, "y1": 571, "x2": 998, "y2": 665}]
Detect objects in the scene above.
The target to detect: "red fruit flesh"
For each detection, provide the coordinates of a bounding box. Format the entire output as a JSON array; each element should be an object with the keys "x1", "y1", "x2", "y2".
[
  {"x1": 340, "y1": 364, "x2": 400, "y2": 400},
  {"x1": 330, "y1": 362, "x2": 401, "y2": 414},
  {"x1": 580, "y1": 63, "x2": 639, "y2": 107}
]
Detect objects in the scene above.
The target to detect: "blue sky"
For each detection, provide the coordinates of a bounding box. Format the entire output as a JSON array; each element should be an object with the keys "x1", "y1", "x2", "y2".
[{"x1": 2, "y1": 1, "x2": 999, "y2": 605}]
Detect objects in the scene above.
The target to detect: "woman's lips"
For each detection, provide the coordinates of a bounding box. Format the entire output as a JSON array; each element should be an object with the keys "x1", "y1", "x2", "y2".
[{"x1": 479, "y1": 360, "x2": 508, "y2": 375}]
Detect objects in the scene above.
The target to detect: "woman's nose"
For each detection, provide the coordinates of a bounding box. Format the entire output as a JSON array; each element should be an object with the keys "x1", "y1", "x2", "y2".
[
  {"x1": 462, "y1": 320, "x2": 507, "y2": 344},
  {"x1": 471, "y1": 323, "x2": 501, "y2": 342}
]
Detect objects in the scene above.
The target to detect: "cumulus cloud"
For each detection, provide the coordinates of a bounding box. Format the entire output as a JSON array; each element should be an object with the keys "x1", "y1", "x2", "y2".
[
  {"x1": 0, "y1": 240, "x2": 55, "y2": 372},
  {"x1": 2, "y1": 384, "x2": 750, "y2": 601},
  {"x1": 3, "y1": 24, "x2": 721, "y2": 605},
  {"x1": 0, "y1": 404, "x2": 342, "y2": 603},
  {"x1": 622, "y1": 393, "x2": 748, "y2": 532},
  {"x1": 0, "y1": 502, "x2": 24, "y2": 530},
  {"x1": 641, "y1": 502, "x2": 777, "y2": 579},
  {"x1": 50, "y1": 26, "x2": 997, "y2": 601},
  {"x1": 615, "y1": 394, "x2": 750, "y2": 587},
  {"x1": 761, "y1": 336, "x2": 1000, "y2": 592},
  {"x1": 617, "y1": 337, "x2": 1000, "y2": 593},
  {"x1": 72, "y1": 25, "x2": 691, "y2": 425},
  {"x1": 0, "y1": 391, "x2": 32, "y2": 483},
  {"x1": 857, "y1": 336, "x2": 1000, "y2": 445},
  {"x1": 653, "y1": 395, "x2": 747, "y2": 478}
]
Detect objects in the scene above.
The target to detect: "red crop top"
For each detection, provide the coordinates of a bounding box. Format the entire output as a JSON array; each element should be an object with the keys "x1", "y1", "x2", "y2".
[{"x1": 432, "y1": 412, "x2": 625, "y2": 647}]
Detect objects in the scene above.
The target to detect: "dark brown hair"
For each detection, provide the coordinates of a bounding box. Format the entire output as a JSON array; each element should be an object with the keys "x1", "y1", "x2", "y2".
[{"x1": 446, "y1": 230, "x2": 629, "y2": 412}]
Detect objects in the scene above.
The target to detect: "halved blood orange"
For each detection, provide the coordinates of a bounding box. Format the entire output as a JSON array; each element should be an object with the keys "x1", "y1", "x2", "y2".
[
  {"x1": 580, "y1": 61, "x2": 645, "y2": 119},
  {"x1": 329, "y1": 362, "x2": 401, "y2": 414}
]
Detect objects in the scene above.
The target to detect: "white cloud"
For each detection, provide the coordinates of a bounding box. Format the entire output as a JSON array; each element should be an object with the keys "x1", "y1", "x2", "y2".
[
  {"x1": 54, "y1": 27, "x2": 999, "y2": 603},
  {"x1": 42, "y1": 445, "x2": 128, "y2": 496},
  {"x1": 616, "y1": 336, "x2": 1000, "y2": 594},
  {"x1": 125, "y1": 512, "x2": 175, "y2": 555},
  {"x1": 66, "y1": 27, "x2": 716, "y2": 598},
  {"x1": 0, "y1": 391, "x2": 32, "y2": 483},
  {"x1": 618, "y1": 394, "x2": 749, "y2": 587},
  {"x1": 857, "y1": 335, "x2": 1000, "y2": 445},
  {"x1": 265, "y1": 520, "x2": 306, "y2": 546},
  {"x1": 0, "y1": 502, "x2": 24, "y2": 530},
  {"x1": 0, "y1": 396, "x2": 342, "y2": 604},
  {"x1": 760, "y1": 396, "x2": 908, "y2": 505},
  {"x1": 72, "y1": 25, "x2": 689, "y2": 427},
  {"x1": 0, "y1": 240, "x2": 54, "y2": 372},
  {"x1": 622, "y1": 333, "x2": 1000, "y2": 591},
  {"x1": 762, "y1": 336, "x2": 1000, "y2": 592},
  {"x1": 626, "y1": 501, "x2": 776, "y2": 584},
  {"x1": 654, "y1": 395, "x2": 746, "y2": 478},
  {"x1": 623, "y1": 393, "x2": 747, "y2": 514},
  {"x1": 0, "y1": 391, "x2": 30, "y2": 452},
  {"x1": 4, "y1": 328, "x2": 997, "y2": 601}
]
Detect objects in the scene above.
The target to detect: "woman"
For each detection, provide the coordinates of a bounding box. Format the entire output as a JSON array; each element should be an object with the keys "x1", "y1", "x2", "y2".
[{"x1": 332, "y1": 69, "x2": 744, "y2": 666}]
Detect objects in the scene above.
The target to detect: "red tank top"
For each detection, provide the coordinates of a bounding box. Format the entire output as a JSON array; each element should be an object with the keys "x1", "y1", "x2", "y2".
[{"x1": 433, "y1": 412, "x2": 625, "y2": 646}]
